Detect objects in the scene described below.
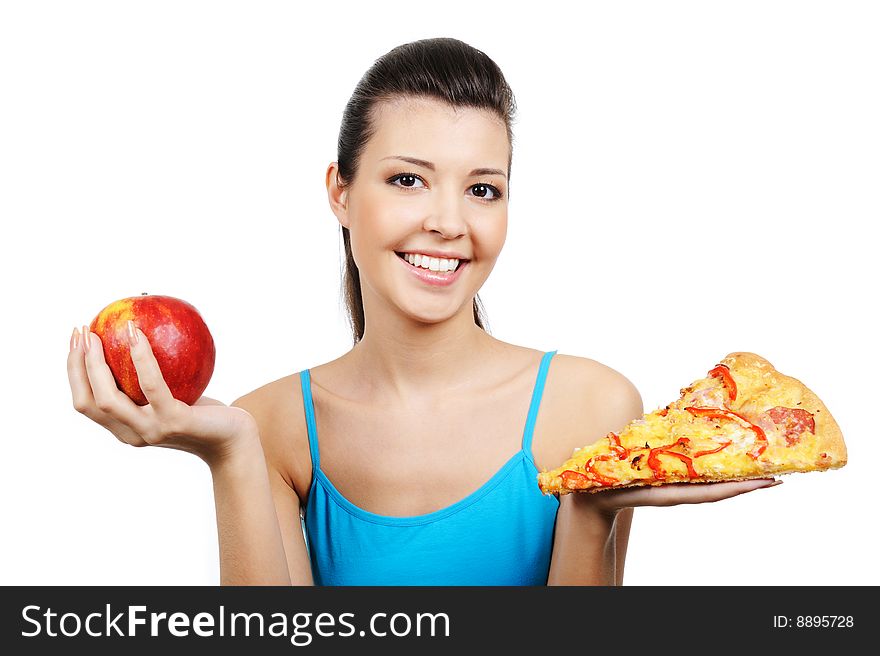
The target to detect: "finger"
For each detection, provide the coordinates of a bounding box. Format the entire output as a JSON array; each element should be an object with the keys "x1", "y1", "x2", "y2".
[
  {"x1": 71, "y1": 326, "x2": 150, "y2": 446},
  {"x1": 81, "y1": 325, "x2": 151, "y2": 433},
  {"x1": 598, "y1": 478, "x2": 780, "y2": 508},
  {"x1": 68, "y1": 326, "x2": 97, "y2": 415},
  {"x1": 126, "y1": 321, "x2": 176, "y2": 414},
  {"x1": 680, "y1": 479, "x2": 781, "y2": 503}
]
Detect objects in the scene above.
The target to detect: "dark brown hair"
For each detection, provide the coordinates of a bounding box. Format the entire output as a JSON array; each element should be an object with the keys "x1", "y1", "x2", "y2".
[{"x1": 334, "y1": 37, "x2": 516, "y2": 344}]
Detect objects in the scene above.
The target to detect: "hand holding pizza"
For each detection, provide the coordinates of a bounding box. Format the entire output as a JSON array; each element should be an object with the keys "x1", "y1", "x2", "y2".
[{"x1": 588, "y1": 478, "x2": 781, "y2": 513}]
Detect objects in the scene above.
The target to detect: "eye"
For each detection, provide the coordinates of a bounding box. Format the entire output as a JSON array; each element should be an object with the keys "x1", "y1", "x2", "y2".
[
  {"x1": 469, "y1": 183, "x2": 503, "y2": 201},
  {"x1": 386, "y1": 172, "x2": 504, "y2": 201},
  {"x1": 387, "y1": 173, "x2": 425, "y2": 189}
]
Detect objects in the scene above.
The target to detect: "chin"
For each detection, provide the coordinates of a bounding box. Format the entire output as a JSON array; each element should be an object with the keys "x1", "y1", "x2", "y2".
[{"x1": 403, "y1": 299, "x2": 477, "y2": 325}]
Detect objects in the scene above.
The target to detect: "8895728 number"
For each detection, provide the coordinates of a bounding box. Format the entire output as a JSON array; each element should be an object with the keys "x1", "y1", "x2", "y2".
[{"x1": 796, "y1": 616, "x2": 853, "y2": 628}]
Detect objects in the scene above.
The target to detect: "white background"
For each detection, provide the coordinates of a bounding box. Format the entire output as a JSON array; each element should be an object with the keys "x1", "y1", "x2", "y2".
[{"x1": 1, "y1": 1, "x2": 877, "y2": 586}]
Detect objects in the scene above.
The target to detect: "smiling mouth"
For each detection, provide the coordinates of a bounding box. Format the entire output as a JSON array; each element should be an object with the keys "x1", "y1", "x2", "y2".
[{"x1": 395, "y1": 252, "x2": 467, "y2": 273}]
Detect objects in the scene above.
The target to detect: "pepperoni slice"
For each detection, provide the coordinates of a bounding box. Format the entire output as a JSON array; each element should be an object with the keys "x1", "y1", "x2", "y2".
[{"x1": 766, "y1": 406, "x2": 816, "y2": 446}]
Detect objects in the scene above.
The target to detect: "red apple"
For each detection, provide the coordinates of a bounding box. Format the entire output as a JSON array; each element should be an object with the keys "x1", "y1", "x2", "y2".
[{"x1": 89, "y1": 294, "x2": 215, "y2": 406}]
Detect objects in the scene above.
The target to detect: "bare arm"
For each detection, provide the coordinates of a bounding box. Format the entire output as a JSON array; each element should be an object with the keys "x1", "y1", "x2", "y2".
[
  {"x1": 547, "y1": 494, "x2": 619, "y2": 584},
  {"x1": 209, "y1": 428, "x2": 293, "y2": 585},
  {"x1": 229, "y1": 395, "x2": 315, "y2": 586},
  {"x1": 613, "y1": 506, "x2": 633, "y2": 584},
  {"x1": 546, "y1": 364, "x2": 644, "y2": 585},
  {"x1": 68, "y1": 325, "x2": 311, "y2": 586}
]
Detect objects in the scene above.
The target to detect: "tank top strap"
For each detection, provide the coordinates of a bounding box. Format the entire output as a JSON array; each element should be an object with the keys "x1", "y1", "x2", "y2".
[
  {"x1": 298, "y1": 369, "x2": 320, "y2": 474},
  {"x1": 521, "y1": 350, "x2": 558, "y2": 464}
]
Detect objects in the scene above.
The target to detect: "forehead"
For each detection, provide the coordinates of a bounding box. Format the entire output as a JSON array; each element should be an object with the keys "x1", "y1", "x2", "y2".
[{"x1": 364, "y1": 96, "x2": 509, "y2": 168}]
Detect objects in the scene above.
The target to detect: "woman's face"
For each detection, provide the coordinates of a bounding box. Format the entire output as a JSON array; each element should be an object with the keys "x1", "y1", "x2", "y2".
[{"x1": 328, "y1": 96, "x2": 510, "y2": 327}]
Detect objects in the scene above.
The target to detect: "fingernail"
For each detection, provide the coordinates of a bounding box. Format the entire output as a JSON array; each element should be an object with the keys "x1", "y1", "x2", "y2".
[
  {"x1": 127, "y1": 320, "x2": 138, "y2": 347},
  {"x1": 82, "y1": 325, "x2": 90, "y2": 353},
  {"x1": 70, "y1": 327, "x2": 79, "y2": 352},
  {"x1": 763, "y1": 480, "x2": 783, "y2": 488}
]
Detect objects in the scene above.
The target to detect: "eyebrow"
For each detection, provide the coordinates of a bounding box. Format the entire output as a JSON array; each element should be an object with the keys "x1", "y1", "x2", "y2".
[{"x1": 381, "y1": 155, "x2": 506, "y2": 179}]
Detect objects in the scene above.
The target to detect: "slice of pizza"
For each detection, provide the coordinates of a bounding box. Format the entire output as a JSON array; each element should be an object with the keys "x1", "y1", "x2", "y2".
[{"x1": 537, "y1": 352, "x2": 847, "y2": 495}]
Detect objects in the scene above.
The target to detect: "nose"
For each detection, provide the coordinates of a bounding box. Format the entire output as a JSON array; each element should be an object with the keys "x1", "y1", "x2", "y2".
[{"x1": 422, "y1": 190, "x2": 468, "y2": 238}]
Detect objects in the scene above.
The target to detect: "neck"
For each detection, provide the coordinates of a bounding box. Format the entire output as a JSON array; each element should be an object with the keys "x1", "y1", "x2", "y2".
[{"x1": 349, "y1": 303, "x2": 500, "y2": 407}]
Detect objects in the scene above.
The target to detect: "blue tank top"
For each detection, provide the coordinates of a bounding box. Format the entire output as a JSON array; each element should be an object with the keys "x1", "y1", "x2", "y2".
[{"x1": 298, "y1": 350, "x2": 561, "y2": 585}]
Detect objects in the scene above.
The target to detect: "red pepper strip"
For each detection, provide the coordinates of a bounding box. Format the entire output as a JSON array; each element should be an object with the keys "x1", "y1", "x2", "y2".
[
  {"x1": 662, "y1": 451, "x2": 698, "y2": 478},
  {"x1": 558, "y1": 434, "x2": 630, "y2": 492},
  {"x1": 658, "y1": 408, "x2": 669, "y2": 417},
  {"x1": 708, "y1": 364, "x2": 737, "y2": 402},
  {"x1": 693, "y1": 441, "x2": 732, "y2": 458},
  {"x1": 584, "y1": 456, "x2": 620, "y2": 486},
  {"x1": 606, "y1": 432, "x2": 630, "y2": 459},
  {"x1": 646, "y1": 449, "x2": 666, "y2": 479},
  {"x1": 685, "y1": 406, "x2": 767, "y2": 458},
  {"x1": 560, "y1": 470, "x2": 591, "y2": 490},
  {"x1": 647, "y1": 448, "x2": 698, "y2": 479}
]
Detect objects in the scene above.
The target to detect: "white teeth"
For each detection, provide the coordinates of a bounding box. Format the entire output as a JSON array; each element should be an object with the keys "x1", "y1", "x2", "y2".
[{"x1": 403, "y1": 253, "x2": 459, "y2": 272}]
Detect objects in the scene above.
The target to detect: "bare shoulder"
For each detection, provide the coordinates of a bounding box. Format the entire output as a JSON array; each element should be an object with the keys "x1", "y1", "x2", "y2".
[
  {"x1": 536, "y1": 353, "x2": 645, "y2": 471},
  {"x1": 552, "y1": 353, "x2": 643, "y2": 419},
  {"x1": 230, "y1": 374, "x2": 310, "y2": 493},
  {"x1": 231, "y1": 375, "x2": 303, "y2": 433}
]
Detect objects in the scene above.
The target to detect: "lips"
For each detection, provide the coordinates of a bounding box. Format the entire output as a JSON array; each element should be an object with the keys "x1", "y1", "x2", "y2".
[{"x1": 394, "y1": 251, "x2": 469, "y2": 287}]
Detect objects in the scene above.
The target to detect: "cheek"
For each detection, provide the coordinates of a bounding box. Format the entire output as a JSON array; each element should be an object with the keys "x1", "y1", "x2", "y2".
[
  {"x1": 474, "y1": 215, "x2": 508, "y2": 259},
  {"x1": 356, "y1": 190, "x2": 413, "y2": 242},
  {"x1": 348, "y1": 206, "x2": 392, "y2": 251}
]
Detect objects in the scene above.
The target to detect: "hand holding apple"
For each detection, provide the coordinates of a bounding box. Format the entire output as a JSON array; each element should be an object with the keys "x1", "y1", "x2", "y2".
[{"x1": 68, "y1": 295, "x2": 257, "y2": 467}]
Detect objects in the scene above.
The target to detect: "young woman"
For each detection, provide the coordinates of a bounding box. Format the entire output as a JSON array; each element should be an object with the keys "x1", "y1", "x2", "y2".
[{"x1": 67, "y1": 38, "x2": 777, "y2": 586}]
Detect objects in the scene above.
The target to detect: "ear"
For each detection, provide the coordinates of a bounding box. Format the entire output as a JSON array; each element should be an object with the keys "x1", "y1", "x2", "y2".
[{"x1": 326, "y1": 162, "x2": 350, "y2": 228}]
